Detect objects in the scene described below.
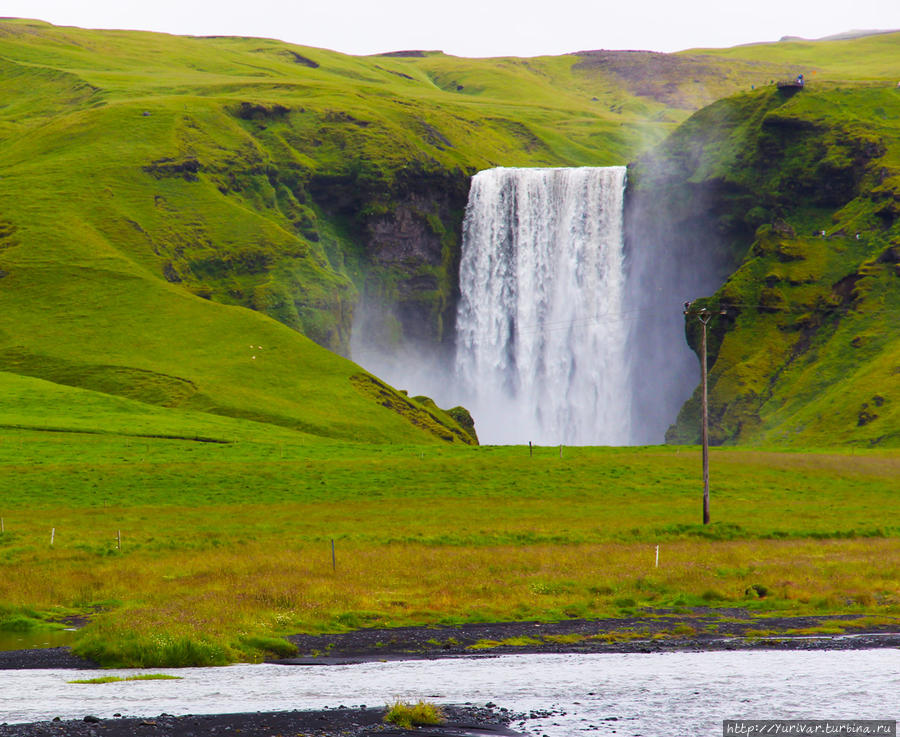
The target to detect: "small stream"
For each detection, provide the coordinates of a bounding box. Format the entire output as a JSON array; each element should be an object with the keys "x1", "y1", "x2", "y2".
[
  {"x1": 1, "y1": 650, "x2": 896, "y2": 734},
  {"x1": 0, "y1": 630, "x2": 76, "y2": 652}
]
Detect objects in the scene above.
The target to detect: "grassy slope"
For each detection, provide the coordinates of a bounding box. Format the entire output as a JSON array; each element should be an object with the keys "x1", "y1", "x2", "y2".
[
  {"x1": 687, "y1": 32, "x2": 900, "y2": 82},
  {"x1": 651, "y1": 84, "x2": 900, "y2": 446},
  {"x1": 0, "y1": 19, "x2": 684, "y2": 443},
  {"x1": 1, "y1": 22, "x2": 530, "y2": 445}
]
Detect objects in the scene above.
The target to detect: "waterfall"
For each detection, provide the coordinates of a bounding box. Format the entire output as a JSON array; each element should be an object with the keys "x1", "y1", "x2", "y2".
[{"x1": 454, "y1": 166, "x2": 631, "y2": 445}]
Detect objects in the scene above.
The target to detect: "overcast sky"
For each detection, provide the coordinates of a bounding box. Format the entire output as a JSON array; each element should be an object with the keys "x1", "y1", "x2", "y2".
[{"x1": 2, "y1": 0, "x2": 898, "y2": 57}]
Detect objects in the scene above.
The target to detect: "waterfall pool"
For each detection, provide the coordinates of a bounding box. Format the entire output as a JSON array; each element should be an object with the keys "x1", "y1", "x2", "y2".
[{"x1": 2, "y1": 649, "x2": 896, "y2": 734}]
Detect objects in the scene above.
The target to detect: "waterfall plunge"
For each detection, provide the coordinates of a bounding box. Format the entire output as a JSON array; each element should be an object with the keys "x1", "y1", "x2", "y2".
[{"x1": 454, "y1": 166, "x2": 632, "y2": 445}]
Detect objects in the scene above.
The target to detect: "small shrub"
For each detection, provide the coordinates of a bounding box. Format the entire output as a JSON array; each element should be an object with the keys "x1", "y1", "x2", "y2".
[
  {"x1": 529, "y1": 580, "x2": 573, "y2": 596},
  {"x1": 588, "y1": 585, "x2": 614, "y2": 596},
  {"x1": 701, "y1": 589, "x2": 728, "y2": 602},
  {"x1": 239, "y1": 635, "x2": 298, "y2": 658},
  {"x1": 745, "y1": 584, "x2": 769, "y2": 599},
  {"x1": 671, "y1": 623, "x2": 696, "y2": 636},
  {"x1": 384, "y1": 700, "x2": 443, "y2": 729},
  {"x1": 0, "y1": 614, "x2": 43, "y2": 632},
  {"x1": 562, "y1": 602, "x2": 592, "y2": 618}
]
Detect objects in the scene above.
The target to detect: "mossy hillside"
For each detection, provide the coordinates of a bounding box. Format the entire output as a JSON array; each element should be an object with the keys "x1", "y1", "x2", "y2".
[
  {"x1": 4, "y1": 21, "x2": 898, "y2": 363},
  {"x1": 0, "y1": 19, "x2": 681, "y2": 355},
  {"x1": 648, "y1": 85, "x2": 900, "y2": 446}
]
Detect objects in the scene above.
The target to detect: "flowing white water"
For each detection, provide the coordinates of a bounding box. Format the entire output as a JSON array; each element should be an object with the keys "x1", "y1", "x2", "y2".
[
  {"x1": 3, "y1": 651, "x2": 897, "y2": 733},
  {"x1": 454, "y1": 167, "x2": 630, "y2": 446}
]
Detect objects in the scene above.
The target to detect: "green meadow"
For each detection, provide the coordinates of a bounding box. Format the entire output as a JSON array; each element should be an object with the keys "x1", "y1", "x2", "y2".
[{"x1": 0, "y1": 400, "x2": 897, "y2": 666}]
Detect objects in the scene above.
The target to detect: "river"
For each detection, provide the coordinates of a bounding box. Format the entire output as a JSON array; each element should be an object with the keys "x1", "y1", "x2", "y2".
[{"x1": 1, "y1": 650, "x2": 896, "y2": 734}]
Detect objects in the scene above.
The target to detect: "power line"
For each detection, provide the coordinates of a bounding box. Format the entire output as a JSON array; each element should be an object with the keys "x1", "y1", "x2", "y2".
[{"x1": 456, "y1": 298, "x2": 860, "y2": 345}]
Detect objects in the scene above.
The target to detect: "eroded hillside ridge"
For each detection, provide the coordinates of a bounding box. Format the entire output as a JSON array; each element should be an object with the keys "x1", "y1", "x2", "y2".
[
  {"x1": 632, "y1": 85, "x2": 899, "y2": 446},
  {"x1": 137, "y1": 105, "x2": 473, "y2": 356}
]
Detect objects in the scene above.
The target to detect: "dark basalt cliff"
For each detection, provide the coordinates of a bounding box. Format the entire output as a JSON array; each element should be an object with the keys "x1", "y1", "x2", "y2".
[{"x1": 309, "y1": 166, "x2": 471, "y2": 352}]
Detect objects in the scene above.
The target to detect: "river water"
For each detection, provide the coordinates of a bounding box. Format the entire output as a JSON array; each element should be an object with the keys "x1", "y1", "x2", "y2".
[{"x1": 2, "y1": 650, "x2": 897, "y2": 734}]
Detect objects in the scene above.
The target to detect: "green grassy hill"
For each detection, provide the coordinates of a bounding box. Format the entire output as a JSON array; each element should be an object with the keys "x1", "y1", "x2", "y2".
[
  {"x1": 0, "y1": 19, "x2": 898, "y2": 446},
  {"x1": 640, "y1": 84, "x2": 900, "y2": 446},
  {"x1": 0, "y1": 18, "x2": 685, "y2": 443}
]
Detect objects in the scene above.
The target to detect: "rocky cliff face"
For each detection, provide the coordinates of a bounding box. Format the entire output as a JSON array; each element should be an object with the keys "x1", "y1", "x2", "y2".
[{"x1": 310, "y1": 167, "x2": 471, "y2": 353}]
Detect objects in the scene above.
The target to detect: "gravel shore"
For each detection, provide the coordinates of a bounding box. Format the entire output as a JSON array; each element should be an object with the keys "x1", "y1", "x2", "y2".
[
  {"x1": 0, "y1": 706, "x2": 521, "y2": 737},
  {"x1": 278, "y1": 611, "x2": 900, "y2": 663}
]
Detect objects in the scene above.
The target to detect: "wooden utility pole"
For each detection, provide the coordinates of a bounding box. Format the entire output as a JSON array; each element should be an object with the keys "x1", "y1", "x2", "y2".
[
  {"x1": 684, "y1": 303, "x2": 723, "y2": 525},
  {"x1": 699, "y1": 309, "x2": 711, "y2": 525}
]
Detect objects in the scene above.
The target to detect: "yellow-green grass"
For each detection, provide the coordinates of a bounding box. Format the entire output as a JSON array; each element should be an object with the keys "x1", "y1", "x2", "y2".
[
  {"x1": 686, "y1": 32, "x2": 900, "y2": 82},
  {"x1": 384, "y1": 701, "x2": 443, "y2": 729},
  {"x1": 69, "y1": 674, "x2": 181, "y2": 684},
  {"x1": 467, "y1": 636, "x2": 542, "y2": 650},
  {"x1": 0, "y1": 426, "x2": 896, "y2": 666}
]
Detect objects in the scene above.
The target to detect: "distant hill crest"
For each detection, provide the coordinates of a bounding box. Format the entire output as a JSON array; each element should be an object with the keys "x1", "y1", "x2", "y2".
[{"x1": 780, "y1": 28, "x2": 899, "y2": 42}]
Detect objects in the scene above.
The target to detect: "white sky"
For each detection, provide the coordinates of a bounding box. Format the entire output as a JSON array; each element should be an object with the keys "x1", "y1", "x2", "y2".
[{"x1": 2, "y1": 0, "x2": 898, "y2": 57}]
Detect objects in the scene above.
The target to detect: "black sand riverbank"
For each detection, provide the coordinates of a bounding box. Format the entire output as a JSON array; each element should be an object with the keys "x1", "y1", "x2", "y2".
[
  {"x1": 1, "y1": 612, "x2": 897, "y2": 735},
  {"x1": 1, "y1": 611, "x2": 898, "y2": 673},
  {"x1": 277, "y1": 611, "x2": 900, "y2": 664},
  {"x1": 0, "y1": 706, "x2": 521, "y2": 737}
]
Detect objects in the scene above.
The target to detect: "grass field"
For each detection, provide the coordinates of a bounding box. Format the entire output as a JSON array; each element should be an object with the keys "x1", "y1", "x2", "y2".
[{"x1": 1, "y1": 418, "x2": 896, "y2": 666}]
